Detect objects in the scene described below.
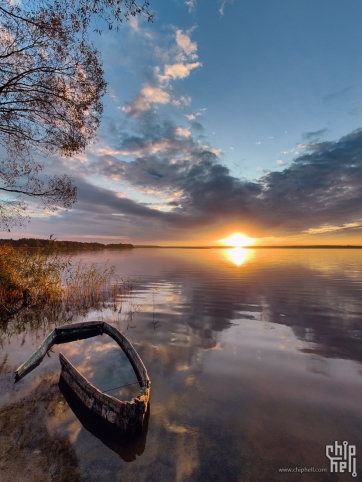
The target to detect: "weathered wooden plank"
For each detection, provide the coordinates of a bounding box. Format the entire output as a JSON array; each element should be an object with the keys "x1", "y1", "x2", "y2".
[
  {"x1": 14, "y1": 329, "x2": 57, "y2": 381},
  {"x1": 14, "y1": 321, "x2": 151, "y2": 431}
]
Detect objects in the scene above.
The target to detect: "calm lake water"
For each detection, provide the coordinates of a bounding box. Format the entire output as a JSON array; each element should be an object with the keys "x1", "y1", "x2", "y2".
[{"x1": 1, "y1": 248, "x2": 362, "y2": 481}]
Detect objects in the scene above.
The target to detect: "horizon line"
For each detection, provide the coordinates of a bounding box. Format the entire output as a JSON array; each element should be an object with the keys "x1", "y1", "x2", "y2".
[{"x1": 133, "y1": 245, "x2": 362, "y2": 249}]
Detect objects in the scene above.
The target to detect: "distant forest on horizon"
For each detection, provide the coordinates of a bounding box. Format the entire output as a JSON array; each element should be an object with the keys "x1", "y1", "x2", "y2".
[{"x1": 0, "y1": 238, "x2": 133, "y2": 250}]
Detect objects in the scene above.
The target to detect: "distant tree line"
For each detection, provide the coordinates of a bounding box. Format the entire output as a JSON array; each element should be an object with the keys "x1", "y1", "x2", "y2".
[{"x1": 0, "y1": 238, "x2": 133, "y2": 249}]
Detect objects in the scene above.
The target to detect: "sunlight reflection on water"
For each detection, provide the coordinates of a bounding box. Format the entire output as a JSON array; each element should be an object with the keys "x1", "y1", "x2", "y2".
[{"x1": 225, "y1": 246, "x2": 249, "y2": 265}]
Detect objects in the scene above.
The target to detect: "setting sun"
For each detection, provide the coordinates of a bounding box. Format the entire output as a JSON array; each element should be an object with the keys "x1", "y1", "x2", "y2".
[{"x1": 221, "y1": 233, "x2": 255, "y2": 247}]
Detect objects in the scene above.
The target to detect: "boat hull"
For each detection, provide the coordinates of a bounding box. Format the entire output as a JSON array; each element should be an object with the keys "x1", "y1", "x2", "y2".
[{"x1": 15, "y1": 321, "x2": 150, "y2": 432}]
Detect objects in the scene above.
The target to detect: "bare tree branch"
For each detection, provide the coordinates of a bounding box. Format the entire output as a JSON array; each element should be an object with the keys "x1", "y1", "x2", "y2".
[{"x1": 0, "y1": 0, "x2": 154, "y2": 230}]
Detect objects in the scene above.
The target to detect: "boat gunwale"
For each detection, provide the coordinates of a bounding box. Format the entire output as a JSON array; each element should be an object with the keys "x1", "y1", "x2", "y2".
[{"x1": 14, "y1": 321, "x2": 151, "y2": 429}]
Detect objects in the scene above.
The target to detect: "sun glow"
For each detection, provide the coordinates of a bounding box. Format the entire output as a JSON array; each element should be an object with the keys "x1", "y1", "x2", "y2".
[
  {"x1": 227, "y1": 247, "x2": 248, "y2": 266},
  {"x1": 221, "y1": 233, "x2": 255, "y2": 247}
]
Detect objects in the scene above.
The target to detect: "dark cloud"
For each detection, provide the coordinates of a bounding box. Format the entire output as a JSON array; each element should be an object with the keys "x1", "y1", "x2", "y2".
[
  {"x1": 302, "y1": 128, "x2": 328, "y2": 142},
  {"x1": 88, "y1": 127, "x2": 362, "y2": 236},
  {"x1": 100, "y1": 115, "x2": 198, "y2": 156},
  {"x1": 322, "y1": 86, "x2": 353, "y2": 104},
  {"x1": 72, "y1": 177, "x2": 165, "y2": 220},
  {"x1": 40, "y1": 97, "x2": 362, "y2": 240},
  {"x1": 189, "y1": 120, "x2": 204, "y2": 135},
  {"x1": 259, "y1": 129, "x2": 362, "y2": 231},
  {"x1": 349, "y1": 107, "x2": 360, "y2": 117}
]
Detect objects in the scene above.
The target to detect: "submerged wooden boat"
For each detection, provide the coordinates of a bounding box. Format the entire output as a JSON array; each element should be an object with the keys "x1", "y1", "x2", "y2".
[{"x1": 14, "y1": 321, "x2": 150, "y2": 433}]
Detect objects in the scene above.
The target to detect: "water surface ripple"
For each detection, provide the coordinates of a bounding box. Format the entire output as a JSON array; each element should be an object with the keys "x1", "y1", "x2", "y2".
[{"x1": 1, "y1": 248, "x2": 362, "y2": 481}]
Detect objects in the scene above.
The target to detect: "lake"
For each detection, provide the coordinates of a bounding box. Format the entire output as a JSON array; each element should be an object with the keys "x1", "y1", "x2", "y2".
[{"x1": 1, "y1": 248, "x2": 362, "y2": 481}]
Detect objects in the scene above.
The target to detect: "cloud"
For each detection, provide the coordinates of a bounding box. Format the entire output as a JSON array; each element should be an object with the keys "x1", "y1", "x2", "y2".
[
  {"x1": 120, "y1": 28, "x2": 201, "y2": 117},
  {"x1": 349, "y1": 107, "x2": 360, "y2": 117},
  {"x1": 91, "y1": 127, "x2": 362, "y2": 238},
  {"x1": 303, "y1": 222, "x2": 362, "y2": 235},
  {"x1": 164, "y1": 62, "x2": 202, "y2": 79},
  {"x1": 173, "y1": 96, "x2": 192, "y2": 107},
  {"x1": 219, "y1": 0, "x2": 234, "y2": 16},
  {"x1": 189, "y1": 120, "x2": 204, "y2": 135},
  {"x1": 102, "y1": 138, "x2": 193, "y2": 157},
  {"x1": 302, "y1": 128, "x2": 328, "y2": 142},
  {"x1": 209, "y1": 148, "x2": 224, "y2": 155},
  {"x1": 322, "y1": 86, "x2": 353, "y2": 104},
  {"x1": 71, "y1": 177, "x2": 167, "y2": 220},
  {"x1": 121, "y1": 85, "x2": 171, "y2": 117},
  {"x1": 257, "y1": 128, "x2": 362, "y2": 232},
  {"x1": 51, "y1": 17, "x2": 362, "y2": 242},
  {"x1": 141, "y1": 85, "x2": 170, "y2": 103},
  {"x1": 176, "y1": 30, "x2": 198, "y2": 59},
  {"x1": 128, "y1": 16, "x2": 139, "y2": 31},
  {"x1": 175, "y1": 127, "x2": 191, "y2": 138},
  {"x1": 44, "y1": 117, "x2": 362, "y2": 245},
  {"x1": 185, "y1": 0, "x2": 195, "y2": 11},
  {"x1": 121, "y1": 96, "x2": 151, "y2": 117}
]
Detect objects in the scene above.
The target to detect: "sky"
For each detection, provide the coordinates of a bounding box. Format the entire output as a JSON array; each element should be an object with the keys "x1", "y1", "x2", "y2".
[{"x1": 5, "y1": 0, "x2": 362, "y2": 245}]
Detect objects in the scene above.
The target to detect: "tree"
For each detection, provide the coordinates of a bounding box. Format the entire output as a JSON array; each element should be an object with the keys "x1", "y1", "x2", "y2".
[{"x1": 0, "y1": 0, "x2": 154, "y2": 231}]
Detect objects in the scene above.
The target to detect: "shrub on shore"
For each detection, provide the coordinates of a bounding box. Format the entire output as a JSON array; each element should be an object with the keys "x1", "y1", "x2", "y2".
[
  {"x1": 0, "y1": 244, "x2": 68, "y2": 305},
  {"x1": 0, "y1": 244, "x2": 125, "y2": 310}
]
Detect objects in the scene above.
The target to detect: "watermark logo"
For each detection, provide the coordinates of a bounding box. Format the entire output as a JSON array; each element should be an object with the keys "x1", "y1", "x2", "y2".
[{"x1": 326, "y1": 441, "x2": 357, "y2": 477}]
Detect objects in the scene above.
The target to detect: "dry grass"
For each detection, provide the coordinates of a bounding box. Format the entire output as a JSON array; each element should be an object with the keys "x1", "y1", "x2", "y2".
[
  {"x1": 0, "y1": 244, "x2": 135, "y2": 315},
  {"x1": 62, "y1": 260, "x2": 119, "y2": 307},
  {"x1": 0, "y1": 244, "x2": 66, "y2": 305},
  {"x1": 64, "y1": 261, "x2": 138, "y2": 305}
]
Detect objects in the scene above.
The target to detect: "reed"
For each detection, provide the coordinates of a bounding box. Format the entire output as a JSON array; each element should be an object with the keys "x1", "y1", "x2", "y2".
[
  {"x1": 61, "y1": 260, "x2": 121, "y2": 307},
  {"x1": 0, "y1": 244, "x2": 67, "y2": 304},
  {"x1": 0, "y1": 244, "x2": 133, "y2": 314}
]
